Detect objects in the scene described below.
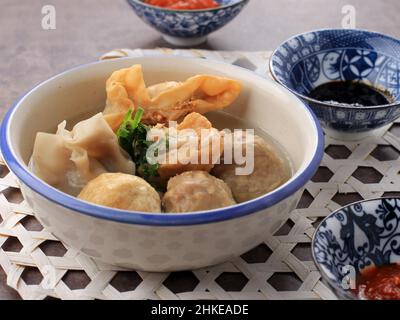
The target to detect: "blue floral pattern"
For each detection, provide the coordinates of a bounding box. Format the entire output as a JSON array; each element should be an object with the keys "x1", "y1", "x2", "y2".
[
  {"x1": 313, "y1": 198, "x2": 400, "y2": 297},
  {"x1": 127, "y1": 0, "x2": 248, "y2": 38},
  {"x1": 271, "y1": 29, "x2": 400, "y2": 133}
]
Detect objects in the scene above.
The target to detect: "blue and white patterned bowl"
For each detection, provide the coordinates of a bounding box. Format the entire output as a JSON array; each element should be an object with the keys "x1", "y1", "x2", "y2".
[
  {"x1": 127, "y1": 0, "x2": 248, "y2": 46},
  {"x1": 312, "y1": 198, "x2": 400, "y2": 299},
  {"x1": 270, "y1": 29, "x2": 400, "y2": 141}
]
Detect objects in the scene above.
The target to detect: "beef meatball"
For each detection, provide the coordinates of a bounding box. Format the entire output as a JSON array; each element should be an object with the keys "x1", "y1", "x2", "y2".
[
  {"x1": 163, "y1": 171, "x2": 236, "y2": 213},
  {"x1": 78, "y1": 173, "x2": 161, "y2": 212},
  {"x1": 212, "y1": 133, "x2": 290, "y2": 203}
]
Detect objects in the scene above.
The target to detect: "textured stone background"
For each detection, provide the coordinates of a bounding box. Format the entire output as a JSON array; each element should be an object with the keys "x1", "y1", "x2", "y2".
[
  {"x1": 1, "y1": 0, "x2": 400, "y2": 119},
  {"x1": 0, "y1": 0, "x2": 399, "y2": 299}
]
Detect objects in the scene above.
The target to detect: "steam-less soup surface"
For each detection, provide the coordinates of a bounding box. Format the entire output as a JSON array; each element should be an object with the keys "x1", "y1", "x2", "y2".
[{"x1": 30, "y1": 65, "x2": 292, "y2": 213}]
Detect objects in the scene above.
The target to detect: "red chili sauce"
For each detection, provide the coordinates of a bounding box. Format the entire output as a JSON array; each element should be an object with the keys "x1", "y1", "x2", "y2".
[
  {"x1": 145, "y1": 0, "x2": 220, "y2": 10},
  {"x1": 354, "y1": 264, "x2": 400, "y2": 300}
]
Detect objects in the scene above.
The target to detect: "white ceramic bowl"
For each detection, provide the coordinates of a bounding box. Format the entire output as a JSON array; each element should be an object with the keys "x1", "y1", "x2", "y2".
[{"x1": 0, "y1": 57, "x2": 324, "y2": 272}]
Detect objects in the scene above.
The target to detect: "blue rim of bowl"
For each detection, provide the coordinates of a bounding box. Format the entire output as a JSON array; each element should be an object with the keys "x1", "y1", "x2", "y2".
[
  {"x1": 127, "y1": 0, "x2": 249, "y2": 13},
  {"x1": 0, "y1": 56, "x2": 324, "y2": 227},
  {"x1": 269, "y1": 28, "x2": 400, "y2": 110},
  {"x1": 311, "y1": 196, "x2": 400, "y2": 300}
]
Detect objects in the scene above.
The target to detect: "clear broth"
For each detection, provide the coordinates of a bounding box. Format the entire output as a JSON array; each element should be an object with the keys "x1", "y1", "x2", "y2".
[{"x1": 33, "y1": 110, "x2": 294, "y2": 198}]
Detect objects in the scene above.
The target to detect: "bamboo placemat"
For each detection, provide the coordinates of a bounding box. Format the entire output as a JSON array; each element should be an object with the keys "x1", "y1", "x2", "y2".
[{"x1": 1, "y1": 49, "x2": 400, "y2": 300}]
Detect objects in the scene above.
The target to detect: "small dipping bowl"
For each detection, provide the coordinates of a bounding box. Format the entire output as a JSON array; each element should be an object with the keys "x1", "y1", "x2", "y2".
[
  {"x1": 312, "y1": 197, "x2": 400, "y2": 299},
  {"x1": 270, "y1": 29, "x2": 400, "y2": 141},
  {"x1": 127, "y1": 0, "x2": 249, "y2": 47}
]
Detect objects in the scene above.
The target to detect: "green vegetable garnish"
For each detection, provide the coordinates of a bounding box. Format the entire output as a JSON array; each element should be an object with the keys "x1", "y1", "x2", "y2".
[
  {"x1": 116, "y1": 108, "x2": 143, "y2": 155},
  {"x1": 116, "y1": 108, "x2": 160, "y2": 181}
]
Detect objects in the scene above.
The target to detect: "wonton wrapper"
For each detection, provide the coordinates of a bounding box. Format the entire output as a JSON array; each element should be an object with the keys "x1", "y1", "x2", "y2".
[
  {"x1": 148, "y1": 112, "x2": 224, "y2": 182},
  {"x1": 78, "y1": 173, "x2": 161, "y2": 212},
  {"x1": 163, "y1": 171, "x2": 236, "y2": 213},
  {"x1": 212, "y1": 133, "x2": 290, "y2": 203},
  {"x1": 32, "y1": 113, "x2": 135, "y2": 195},
  {"x1": 103, "y1": 64, "x2": 241, "y2": 130}
]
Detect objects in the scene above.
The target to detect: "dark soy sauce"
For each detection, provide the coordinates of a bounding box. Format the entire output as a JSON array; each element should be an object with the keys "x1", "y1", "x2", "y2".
[{"x1": 308, "y1": 81, "x2": 394, "y2": 107}]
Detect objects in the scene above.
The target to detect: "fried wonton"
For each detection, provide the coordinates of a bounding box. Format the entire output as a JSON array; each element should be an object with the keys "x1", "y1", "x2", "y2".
[
  {"x1": 146, "y1": 112, "x2": 224, "y2": 183},
  {"x1": 103, "y1": 64, "x2": 241, "y2": 130}
]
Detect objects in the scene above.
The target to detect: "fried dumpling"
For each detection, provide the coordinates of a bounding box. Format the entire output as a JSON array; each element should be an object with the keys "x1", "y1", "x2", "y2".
[
  {"x1": 78, "y1": 173, "x2": 161, "y2": 212},
  {"x1": 163, "y1": 171, "x2": 236, "y2": 213},
  {"x1": 103, "y1": 64, "x2": 241, "y2": 130},
  {"x1": 212, "y1": 133, "x2": 290, "y2": 203},
  {"x1": 147, "y1": 112, "x2": 224, "y2": 182},
  {"x1": 32, "y1": 113, "x2": 135, "y2": 195}
]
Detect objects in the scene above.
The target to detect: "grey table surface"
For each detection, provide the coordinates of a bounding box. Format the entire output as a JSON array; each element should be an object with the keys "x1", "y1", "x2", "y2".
[{"x1": 0, "y1": 0, "x2": 399, "y2": 300}]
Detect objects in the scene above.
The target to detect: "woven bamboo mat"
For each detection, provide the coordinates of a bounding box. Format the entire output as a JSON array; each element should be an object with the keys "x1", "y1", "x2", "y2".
[{"x1": 1, "y1": 49, "x2": 400, "y2": 300}]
